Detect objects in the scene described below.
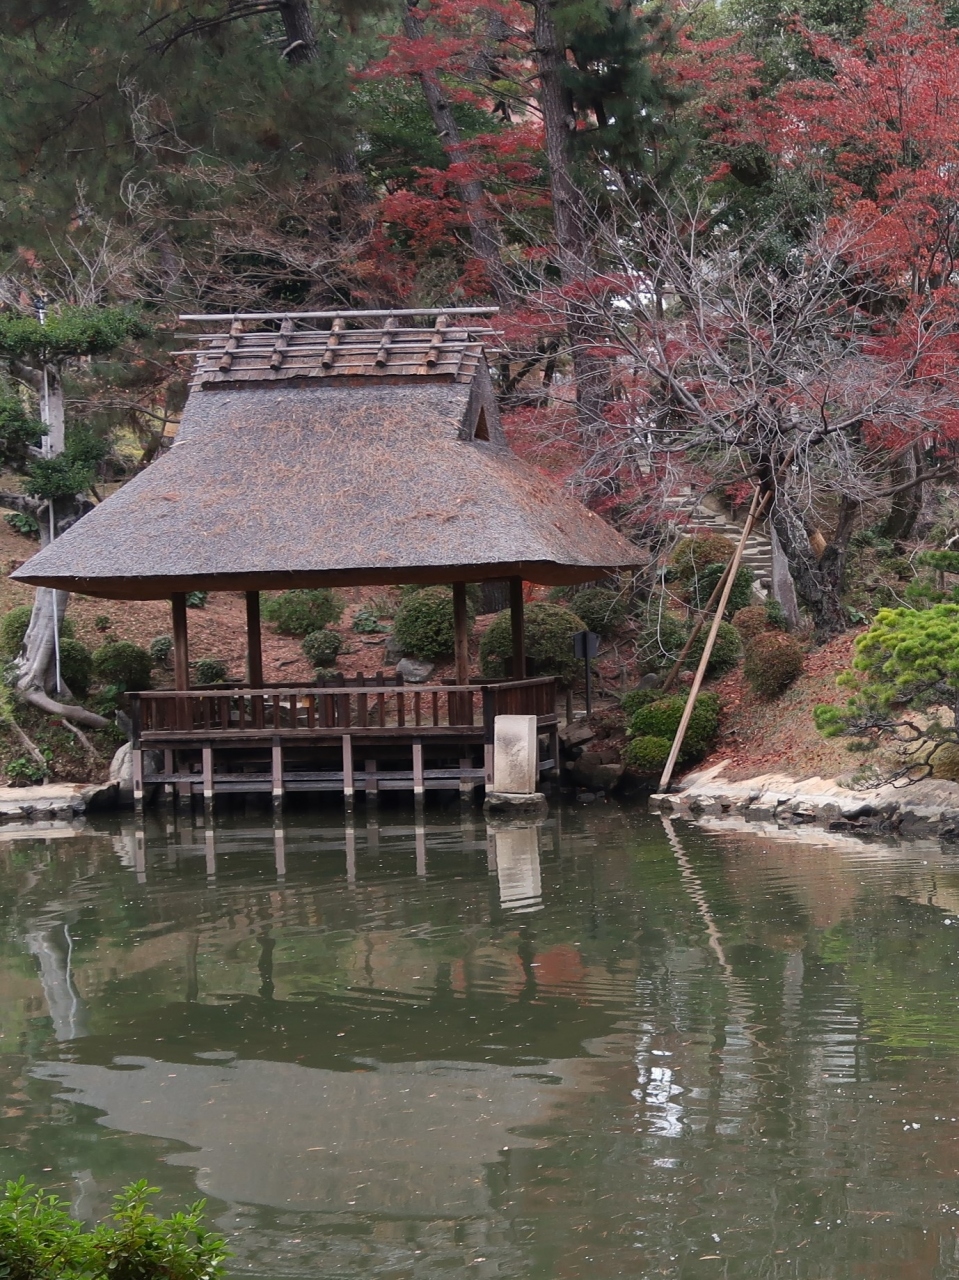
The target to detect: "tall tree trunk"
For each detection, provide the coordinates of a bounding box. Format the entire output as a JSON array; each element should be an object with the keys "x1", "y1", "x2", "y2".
[
  {"x1": 769, "y1": 486, "x2": 854, "y2": 640},
  {"x1": 530, "y1": 0, "x2": 611, "y2": 438},
  {"x1": 879, "y1": 442, "x2": 924, "y2": 541},
  {"x1": 403, "y1": 0, "x2": 512, "y2": 307},
  {"x1": 278, "y1": 0, "x2": 318, "y2": 63}
]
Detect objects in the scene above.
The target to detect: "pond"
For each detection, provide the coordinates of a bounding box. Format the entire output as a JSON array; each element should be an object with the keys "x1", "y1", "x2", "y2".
[{"x1": 0, "y1": 804, "x2": 958, "y2": 1278}]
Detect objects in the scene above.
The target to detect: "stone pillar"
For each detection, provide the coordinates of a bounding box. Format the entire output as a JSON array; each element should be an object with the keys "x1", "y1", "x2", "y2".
[{"x1": 484, "y1": 714, "x2": 547, "y2": 816}]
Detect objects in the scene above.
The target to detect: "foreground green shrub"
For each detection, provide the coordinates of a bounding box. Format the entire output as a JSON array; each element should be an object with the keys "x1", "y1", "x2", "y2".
[
  {"x1": 565, "y1": 587, "x2": 627, "y2": 637},
  {"x1": 57, "y1": 638, "x2": 93, "y2": 699},
  {"x1": 744, "y1": 632, "x2": 803, "y2": 698},
  {"x1": 622, "y1": 735, "x2": 672, "y2": 774},
  {"x1": 302, "y1": 629, "x2": 342, "y2": 668},
  {"x1": 670, "y1": 533, "x2": 736, "y2": 580},
  {"x1": 627, "y1": 692, "x2": 721, "y2": 762},
  {"x1": 480, "y1": 602, "x2": 584, "y2": 683},
  {"x1": 393, "y1": 586, "x2": 471, "y2": 661},
  {"x1": 0, "y1": 1176, "x2": 227, "y2": 1280},
  {"x1": 816, "y1": 605, "x2": 959, "y2": 756},
  {"x1": 194, "y1": 657, "x2": 227, "y2": 685},
  {"x1": 635, "y1": 608, "x2": 687, "y2": 671},
  {"x1": 262, "y1": 589, "x2": 343, "y2": 637},
  {"x1": 92, "y1": 640, "x2": 152, "y2": 691},
  {"x1": 0, "y1": 606, "x2": 73, "y2": 659},
  {"x1": 685, "y1": 619, "x2": 742, "y2": 675}
]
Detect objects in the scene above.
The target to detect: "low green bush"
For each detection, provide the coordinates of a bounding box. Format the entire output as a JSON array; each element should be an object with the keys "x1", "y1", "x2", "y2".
[
  {"x1": 685, "y1": 619, "x2": 742, "y2": 675},
  {"x1": 57, "y1": 638, "x2": 93, "y2": 699},
  {"x1": 302, "y1": 629, "x2": 342, "y2": 668},
  {"x1": 480, "y1": 602, "x2": 585, "y2": 683},
  {"x1": 149, "y1": 635, "x2": 173, "y2": 667},
  {"x1": 393, "y1": 586, "x2": 474, "y2": 661},
  {"x1": 6, "y1": 755, "x2": 46, "y2": 787},
  {"x1": 620, "y1": 686, "x2": 660, "y2": 718},
  {"x1": 185, "y1": 591, "x2": 208, "y2": 609},
  {"x1": 623, "y1": 735, "x2": 672, "y2": 773},
  {"x1": 0, "y1": 1176, "x2": 227, "y2": 1280},
  {"x1": 566, "y1": 586, "x2": 627, "y2": 637},
  {"x1": 744, "y1": 631, "x2": 804, "y2": 698},
  {"x1": 688, "y1": 562, "x2": 754, "y2": 615},
  {"x1": 627, "y1": 691, "x2": 721, "y2": 762},
  {"x1": 352, "y1": 607, "x2": 388, "y2": 634},
  {"x1": 194, "y1": 657, "x2": 227, "y2": 685},
  {"x1": 94, "y1": 614, "x2": 112, "y2": 632},
  {"x1": 0, "y1": 606, "x2": 73, "y2": 659},
  {"x1": 670, "y1": 533, "x2": 736, "y2": 580},
  {"x1": 262, "y1": 589, "x2": 343, "y2": 637},
  {"x1": 91, "y1": 640, "x2": 152, "y2": 691}
]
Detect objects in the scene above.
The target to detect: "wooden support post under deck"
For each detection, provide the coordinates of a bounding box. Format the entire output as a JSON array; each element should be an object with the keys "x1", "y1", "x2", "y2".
[
  {"x1": 246, "y1": 591, "x2": 263, "y2": 688},
  {"x1": 272, "y1": 736, "x2": 284, "y2": 807},
  {"x1": 509, "y1": 577, "x2": 526, "y2": 678},
  {"x1": 172, "y1": 593, "x2": 189, "y2": 690},
  {"x1": 202, "y1": 744, "x2": 214, "y2": 806},
  {"x1": 342, "y1": 734, "x2": 354, "y2": 807},
  {"x1": 453, "y1": 581, "x2": 470, "y2": 687}
]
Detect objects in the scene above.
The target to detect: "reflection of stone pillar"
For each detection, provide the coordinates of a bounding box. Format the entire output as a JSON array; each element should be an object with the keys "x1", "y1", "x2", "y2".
[
  {"x1": 26, "y1": 923, "x2": 89, "y2": 1041},
  {"x1": 491, "y1": 825, "x2": 543, "y2": 913}
]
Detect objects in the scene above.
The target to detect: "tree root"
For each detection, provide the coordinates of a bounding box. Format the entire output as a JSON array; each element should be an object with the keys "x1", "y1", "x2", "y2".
[
  {"x1": 20, "y1": 688, "x2": 110, "y2": 730},
  {"x1": 8, "y1": 720, "x2": 48, "y2": 771},
  {"x1": 59, "y1": 717, "x2": 99, "y2": 764}
]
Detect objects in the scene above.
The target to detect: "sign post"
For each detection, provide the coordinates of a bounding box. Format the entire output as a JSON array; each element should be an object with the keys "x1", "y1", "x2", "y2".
[{"x1": 572, "y1": 630, "x2": 600, "y2": 715}]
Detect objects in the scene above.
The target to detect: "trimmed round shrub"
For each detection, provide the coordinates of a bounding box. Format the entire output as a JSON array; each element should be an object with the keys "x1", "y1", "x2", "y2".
[
  {"x1": 743, "y1": 631, "x2": 804, "y2": 698},
  {"x1": 149, "y1": 635, "x2": 173, "y2": 666},
  {"x1": 194, "y1": 657, "x2": 227, "y2": 685},
  {"x1": 262, "y1": 589, "x2": 343, "y2": 637},
  {"x1": 732, "y1": 604, "x2": 769, "y2": 641},
  {"x1": 685, "y1": 619, "x2": 742, "y2": 676},
  {"x1": 623, "y1": 735, "x2": 672, "y2": 774},
  {"x1": 401, "y1": 582, "x2": 481, "y2": 610},
  {"x1": 0, "y1": 605, "x2": 73, "y2": 659},
  {"x1": 621, "y1": 686, "x2": 661, "y2": 719},
  {"x1": 670, "y1": 532, "x2": 737, "y2": 580},
  {"x1": 57, "y1": 638, "x2": 93, "y2": 699},
  {"x1": 302, "y1": 629, "x2": 342, "y2": 668},
  {"x1": 480, "y1": 602, "x2": 585, "y2": 683},
  {"x1": 627, "y1": 691, "x2": 721, "y2": 762},
  {"x1": 567, "y1": 587, "x2": 628, "y2": 637},
  {"x1": 688, "y1": 562, "x2": 754, "y2": 616},
  {"x1": 394, "y1": 586, "x2": 473, "y2": 661},
  {"x1": 91, "y1": 640, "x2": 152, "y2": 691}
]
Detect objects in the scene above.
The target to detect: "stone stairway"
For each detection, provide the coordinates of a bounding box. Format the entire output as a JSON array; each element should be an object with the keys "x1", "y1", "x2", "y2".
[{"x1": 663, "y1": 489, "x2": 774, "y2": 584}]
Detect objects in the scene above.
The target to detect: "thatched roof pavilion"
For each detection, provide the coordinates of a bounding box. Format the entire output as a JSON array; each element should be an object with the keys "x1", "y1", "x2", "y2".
[
  {"x1": 14, "y1": 309, "x2": 637, "y2": 599},
  {"x1": 13, "y1": 308, "x2": 640, "y2": 692}
]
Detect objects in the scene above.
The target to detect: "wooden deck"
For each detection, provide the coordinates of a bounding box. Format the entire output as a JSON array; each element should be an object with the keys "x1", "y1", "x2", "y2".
[{"x1": 130, "y1": 675, "x2": 559, "y2": 804}]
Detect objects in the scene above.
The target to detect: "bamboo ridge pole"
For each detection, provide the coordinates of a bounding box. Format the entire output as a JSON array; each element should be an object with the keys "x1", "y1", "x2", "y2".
[
  {"x1": 657, "y1": 487, "x2": 763, "y2": 795},
  {"x1": 178, "y1": 307, "x2": 499, "y2": 322}
]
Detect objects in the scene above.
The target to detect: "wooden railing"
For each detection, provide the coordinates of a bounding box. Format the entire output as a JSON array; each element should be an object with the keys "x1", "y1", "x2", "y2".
[{"x1": 131, "y1": 677, "x2": 557, "y2": 743}]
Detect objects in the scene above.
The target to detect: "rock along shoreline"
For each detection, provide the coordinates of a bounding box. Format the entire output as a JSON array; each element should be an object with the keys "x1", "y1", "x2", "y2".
[{"x1": 649, "y1": 762, "x2": 959, "y2": 843}]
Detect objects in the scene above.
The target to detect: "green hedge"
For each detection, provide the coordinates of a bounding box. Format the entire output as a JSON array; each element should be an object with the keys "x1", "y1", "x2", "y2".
[
  {"x1": 58, "y1": 639, "x2": 93, "y2": 699},
  {"x1": 0, "y1": 606, "x2": 73, "y2": 659},
  {"x1": 194, "y1": 657, "x2": 227, "y2": 685},
  {"x1": 565, "y1": 586, "x2": 627, "y2": 637},
  {"x1": 627, "y1": 692, "x2": 721, "y2": 762},
  {"x1": 91, "y1": 640, "x2": 152, "y2": 691},
  {"x1": 262, "y1": 589, "x2": 343, "y2": 637},
  {"x1": 744, "y1": 632, "x2": 804, "y2": 698},
  {"x1": 302, "y1": 629, "x2": 342, "y2": 668},
  {"x1": 393, "y1": 586, "x2": 473, "y2": 661},
  {"x1": 623, "y1": 735, "x2": 672, "y2": 773},
  {"x1": 480, "y1": 602, "x2": 584, "y2": 683}
]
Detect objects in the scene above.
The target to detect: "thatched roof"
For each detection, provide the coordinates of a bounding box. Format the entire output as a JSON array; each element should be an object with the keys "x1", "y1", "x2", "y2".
[{"x1": 13, "y1": 312, "x2": 640, "y2": 601}]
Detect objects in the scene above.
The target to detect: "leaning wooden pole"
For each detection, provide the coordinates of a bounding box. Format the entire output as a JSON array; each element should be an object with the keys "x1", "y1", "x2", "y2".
[{"x1": 657, "y1": 488, "x2": 762, "y2": 794}]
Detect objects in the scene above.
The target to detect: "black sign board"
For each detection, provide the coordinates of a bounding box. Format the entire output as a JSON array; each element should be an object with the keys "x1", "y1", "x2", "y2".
[{"x1": 572, "y1": 630, "x2": 600, "y2": 712}]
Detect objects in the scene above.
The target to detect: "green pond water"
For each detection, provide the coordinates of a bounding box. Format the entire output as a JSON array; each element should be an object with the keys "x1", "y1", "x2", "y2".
[{"x1": 1, "y1": 805, "x2": 959, "y2": 1278}]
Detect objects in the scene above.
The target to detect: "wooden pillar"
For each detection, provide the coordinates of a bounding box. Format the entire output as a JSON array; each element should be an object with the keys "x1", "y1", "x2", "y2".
[
  {"x1": 509, "y1": 576, "x2": 525, "y2": 678},
  {"x1": 453, "y1": 581, "x2": 470, "y2": 686},
  {"x1": 246, "y1": 591, "x2": 263, "y2": 688},
  {"x1": 171, "y1": 593, "x2": 189, "y2": 690}
]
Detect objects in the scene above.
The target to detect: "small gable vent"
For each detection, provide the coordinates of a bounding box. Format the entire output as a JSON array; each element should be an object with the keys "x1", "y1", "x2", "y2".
[{"x1": 474, "y1": 407, "x2": 490, "y2": 442}]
